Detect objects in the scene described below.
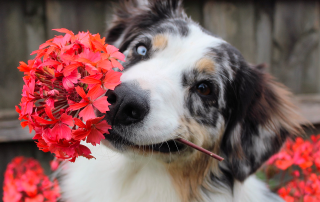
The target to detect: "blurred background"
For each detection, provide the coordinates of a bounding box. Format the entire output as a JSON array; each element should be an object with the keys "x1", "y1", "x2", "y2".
[{"x1": 1, "y1": 0, "x2": 320, "y2": 201}]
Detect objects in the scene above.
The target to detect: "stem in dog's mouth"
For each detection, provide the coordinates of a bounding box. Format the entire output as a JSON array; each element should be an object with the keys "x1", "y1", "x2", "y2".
[{"x1": 176, "y1": 138, "x2": 224, "y2": 161}]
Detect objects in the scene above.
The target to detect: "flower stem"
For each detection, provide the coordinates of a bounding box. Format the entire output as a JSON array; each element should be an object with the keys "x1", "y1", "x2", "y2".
[{"x1": 176, "y1": 138, "x2": 224, "y2": 161}]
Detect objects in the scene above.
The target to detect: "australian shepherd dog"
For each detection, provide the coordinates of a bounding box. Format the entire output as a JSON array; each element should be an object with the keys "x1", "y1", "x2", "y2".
[{"x1": 59, "y1": 0, "x2": 305, "y2": 201}]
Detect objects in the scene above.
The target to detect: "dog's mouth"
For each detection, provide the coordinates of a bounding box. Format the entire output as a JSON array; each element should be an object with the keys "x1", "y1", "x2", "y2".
[{"x1": 104, "y1": 132, "x2": 186, "y2": 153}]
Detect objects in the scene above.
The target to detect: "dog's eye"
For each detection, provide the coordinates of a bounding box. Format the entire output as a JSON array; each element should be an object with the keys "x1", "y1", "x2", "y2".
[
  {"x1": 136, "y1": 45, "x2": 147, "y2": 56},
  {"x1": 196, "y1": 82, "x2": 211, "y2": 96}
]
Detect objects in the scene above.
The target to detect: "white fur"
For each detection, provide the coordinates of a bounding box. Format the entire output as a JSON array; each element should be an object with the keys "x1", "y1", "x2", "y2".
[
  {"x1": 60, "y1": 144, "x2": 283, "y2": 202},
  {"x1": 60, "y1": 144, "x2": 180, "y2": 202}
]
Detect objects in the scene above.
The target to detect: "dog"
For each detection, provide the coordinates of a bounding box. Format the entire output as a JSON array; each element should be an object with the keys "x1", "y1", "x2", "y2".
[{"x1": 59, "y1": 1, "x2": 305, "y2": 201}]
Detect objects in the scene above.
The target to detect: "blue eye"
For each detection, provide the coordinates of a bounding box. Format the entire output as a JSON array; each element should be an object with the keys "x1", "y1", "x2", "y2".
[{"x1": 136, "y1": 45, "x2": 147, "y2": 56}]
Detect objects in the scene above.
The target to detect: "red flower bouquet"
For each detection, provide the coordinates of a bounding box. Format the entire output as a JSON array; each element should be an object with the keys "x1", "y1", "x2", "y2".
[
  {"x1": 16, "y1": 28, "x2": 124, "y2": 162},
  {"x1": 3, "y1": 157, "x2": 60, "y2": 202}
]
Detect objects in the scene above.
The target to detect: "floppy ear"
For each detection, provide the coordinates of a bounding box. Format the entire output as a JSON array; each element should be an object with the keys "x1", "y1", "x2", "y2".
[
  {"x1": 221, "y1": 59, "x2": 306, "y2": 182},
  {"x1": 106, "y1": 0, "x2": 186, "y2": 49}
]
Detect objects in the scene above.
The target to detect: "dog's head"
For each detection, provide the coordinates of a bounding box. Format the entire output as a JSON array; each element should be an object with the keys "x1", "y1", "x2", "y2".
[{"x1": 102, "y1": 0, "x2": 305, "y2": 182}]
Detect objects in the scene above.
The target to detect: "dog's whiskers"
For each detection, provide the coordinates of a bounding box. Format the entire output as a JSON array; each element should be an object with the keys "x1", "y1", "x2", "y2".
[{"x1": 165, "y1": 141, "x2": 172, "y2": 162}]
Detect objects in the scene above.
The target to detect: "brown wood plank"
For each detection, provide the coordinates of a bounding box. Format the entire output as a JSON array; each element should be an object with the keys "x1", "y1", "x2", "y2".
[
  {"x1": 203, "y1": 0, "x2": 256, "y2": 63},
  {"x1": 272, "y1": 1, "x2": 320, "y2": 94},
  {"x1": 45, "y1": 0, "x2": 78, "y2": 38},
  {"x1": 294, "y1": 95, "x2": 320, "y2": 125},
  {"x1": 255, "y1": 1, "x2": 273, "y2": 66},
  {"x1": 0, "y1": 0, "x2": 27, "y2": 110},
  {"x1": 25, "y1": 0, "x2": 46, "y2": 59},
  {"x1": 46, "y1": 0, "x2": 109, "y2": 38},
  {"x1": 0, "y1": 119, "x2": 34, "y2": 142},
  {"x1": 184, "y1": 0, "x2": 204, "y2": 26}
]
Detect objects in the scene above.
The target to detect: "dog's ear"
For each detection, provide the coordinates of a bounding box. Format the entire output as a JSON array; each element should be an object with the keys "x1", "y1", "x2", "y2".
[
  {"x1": 221, "y1": 56, "x2": 306, "y2": 182},
  {"x1": 106, "y1": 0, "x2": 185, "y2": 49}
]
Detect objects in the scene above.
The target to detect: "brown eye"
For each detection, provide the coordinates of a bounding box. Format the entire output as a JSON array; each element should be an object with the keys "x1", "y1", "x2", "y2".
[{"x1": 196, "y1": 82, "x2": 211, "y2": 95}]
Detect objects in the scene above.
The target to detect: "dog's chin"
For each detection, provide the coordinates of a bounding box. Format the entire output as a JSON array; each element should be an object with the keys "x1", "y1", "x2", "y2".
[{"x1": 103, "y1": 131, "x2": 186, "y2": 154}]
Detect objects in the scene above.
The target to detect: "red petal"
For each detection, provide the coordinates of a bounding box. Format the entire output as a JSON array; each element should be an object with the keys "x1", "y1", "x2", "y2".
[
  {"x1": 36, "y1": 139, "x2": 50, "y2": 152},
  {"x1": 51, "y1": 122, "x2": 72, "y2": 140},
  {"x1": 34, "y1": 49, "x2": 47, "y2": 59},
  {"x1": 110, "y1": 52, "x2": 125, "y2": 62},
  {"x1": 110, "y1": 58, "x2": 124, "y2": 70},
  {"x1": 97, "y1": 60, "x2": 112, "y2": 71},
  {"x1": 93, "y1": 96, "x2": 110, "y2": 113},
  {"x1": 69, "y1": 102, "x2": 88, "y2": 111},
  {"x1": 81, "y1": 76, "x2": 101, "y2": 85},
  {"x1": 92, "y1": 40, "x2": 107, "y2": 52},
  {"x1": 60, "y1": 113, "x2": 74, "y2": 127},
  {"x1": 33, "y1": 116, "x2": 55, "y2": 125},
  {"x1": 74, "y1": 118, "x2": 86, "y2": 128},
  {"x1": 75, "y1": 86, "x2": 87, "y2": 99},
  {"x1": 79, "y1": 104, "x2": 96, "y2": 122},
  {"x1": 45, "y1": 98, "x2": 55, "y2": 109},
  {"x1": 76, "y1": 58, "x2": 94, "y2": 65},
  {"x1": 86, "y1": 116, "x2": 104, "y2": 125},
  {"x1": 30, "y1": 49, "x2": 41, "y2": 55},
  {"x1": 21, "y1": 121, "x2": 28, "y2": 128},
  {"x1": 63, "y1": 63, "x2": 82, "y2": 77},
  {"x1": 18, "y1": 61, "x2": 31, "y2": 72},
  {"x1": 84, "y1": 64, "x2": 99, "y2": 75},
  {"x1": 95, "y1": 120, "x2": 111, "y2": 134},
  {"x1": 106, "y1": 45, "x2": 118, "y2": 54},
  {"x1": 39, "y1": 41, "x2": 58, "y2": 49},
  {"x1": 40, "y1": 60, "x2": 61, "y2": 67},
  {"x1": 15, "y1": 105, "x2": 21, "y2": 114},
  {"x1": 67, "y1": 69, "x2": 81, "y2": 83},
  {"x1": 72, "y1": 128, "x2": 90, "y2": 140},
  {"x1": 45, "y1": 106, "x2": 57, "y2": 121},
  {"x1": 86, "y1": 128, "x2": 105, "y2": 146},
  {"x1": 60, "y1": 53, "x2": 75, "y2": 62},
  {"x1": 77, "y1": 145, "x2": 94, "y2": 159},
  {"x1": 52, "y1": 28, "x2": 74, "y2": 36},
  {"x1": 87, "y1": 85, "x2": 105, "y2": 100},
  {"x1": 62, "y1": 77, "x2": 75, "y2": 90},
  {"x1": 42, "y1": 128, "x2": 58, "y2": 144},
  {"x1": 103, "y1": 70, "x2": 122, "y2": 90}
]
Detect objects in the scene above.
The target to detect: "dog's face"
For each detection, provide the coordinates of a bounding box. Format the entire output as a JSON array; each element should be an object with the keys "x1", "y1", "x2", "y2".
[
  {"x1": 103, "y1": 1, "x2": 226, "y2": 159},
  {"x1": 102, "y1": 0, "x2": 304, "y2": 181}
]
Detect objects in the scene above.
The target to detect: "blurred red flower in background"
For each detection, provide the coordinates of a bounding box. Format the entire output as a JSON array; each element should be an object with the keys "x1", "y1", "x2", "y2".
[
  {"x1": 3, "y1": 157, "x2": 60, "y2": 202},
  {"x1": 266, "y1": 135, "x2": 320, "y2": 202}
]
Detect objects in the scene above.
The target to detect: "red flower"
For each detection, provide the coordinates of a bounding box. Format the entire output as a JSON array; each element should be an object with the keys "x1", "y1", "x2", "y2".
[
  {"x1": 81, "y1": 69, "x2": 122, "y2": 91},
  {"x1": 274, "y1": 152, "x2": 294, "y2": 170},
  {"x1": 3, "y1": 157, "x2": 60, "y2": 202},
  {"x1": 69, "y1": 86, "x2": 110, "y2": 121},
  {"x1": 73, "y1": 116, "x2": 111, "y2": 145},
  {"x1": 62, "y1": 69, "x2": 80, "y2": 90},
  {"x1": 16, "y1": 28, "x2": 123, "y2": 162},
  {"x1": 266, "y1": 135, "x2": 320, "y2": 202},
  {"x1": 34, "y1": 107, "x2": 74, "y2": 141}
]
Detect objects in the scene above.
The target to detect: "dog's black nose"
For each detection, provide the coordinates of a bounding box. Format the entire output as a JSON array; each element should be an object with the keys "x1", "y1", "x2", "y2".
[{"x1": 106, "y1": 83, "x2": 149, "y2": 126}]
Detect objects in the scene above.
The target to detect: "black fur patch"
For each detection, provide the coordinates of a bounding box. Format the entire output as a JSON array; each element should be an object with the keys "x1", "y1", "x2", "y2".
[
  {"x1": 218, "y1": 47, "x2": 289, "y2": 181},
  {"x1": 106, "y1": 0, "x2": 188, "y2": 47},
  {"x1": 182, "y1": 67, "x2": 220, "y2": 127}
]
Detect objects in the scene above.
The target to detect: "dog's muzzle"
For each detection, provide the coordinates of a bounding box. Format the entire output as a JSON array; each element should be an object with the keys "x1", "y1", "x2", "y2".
[
  {"x1": 104, "y1": 82, "x2": 186, "y2": 153},
  {"x1": 105, "y1": 82, "x2": 150, "y2": 126}
]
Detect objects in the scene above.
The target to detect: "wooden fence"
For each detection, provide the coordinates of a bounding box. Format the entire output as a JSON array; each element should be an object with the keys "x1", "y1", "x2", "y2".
[{"x1": 1, "y1": 0, "x2": 320, "y2": 200}]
